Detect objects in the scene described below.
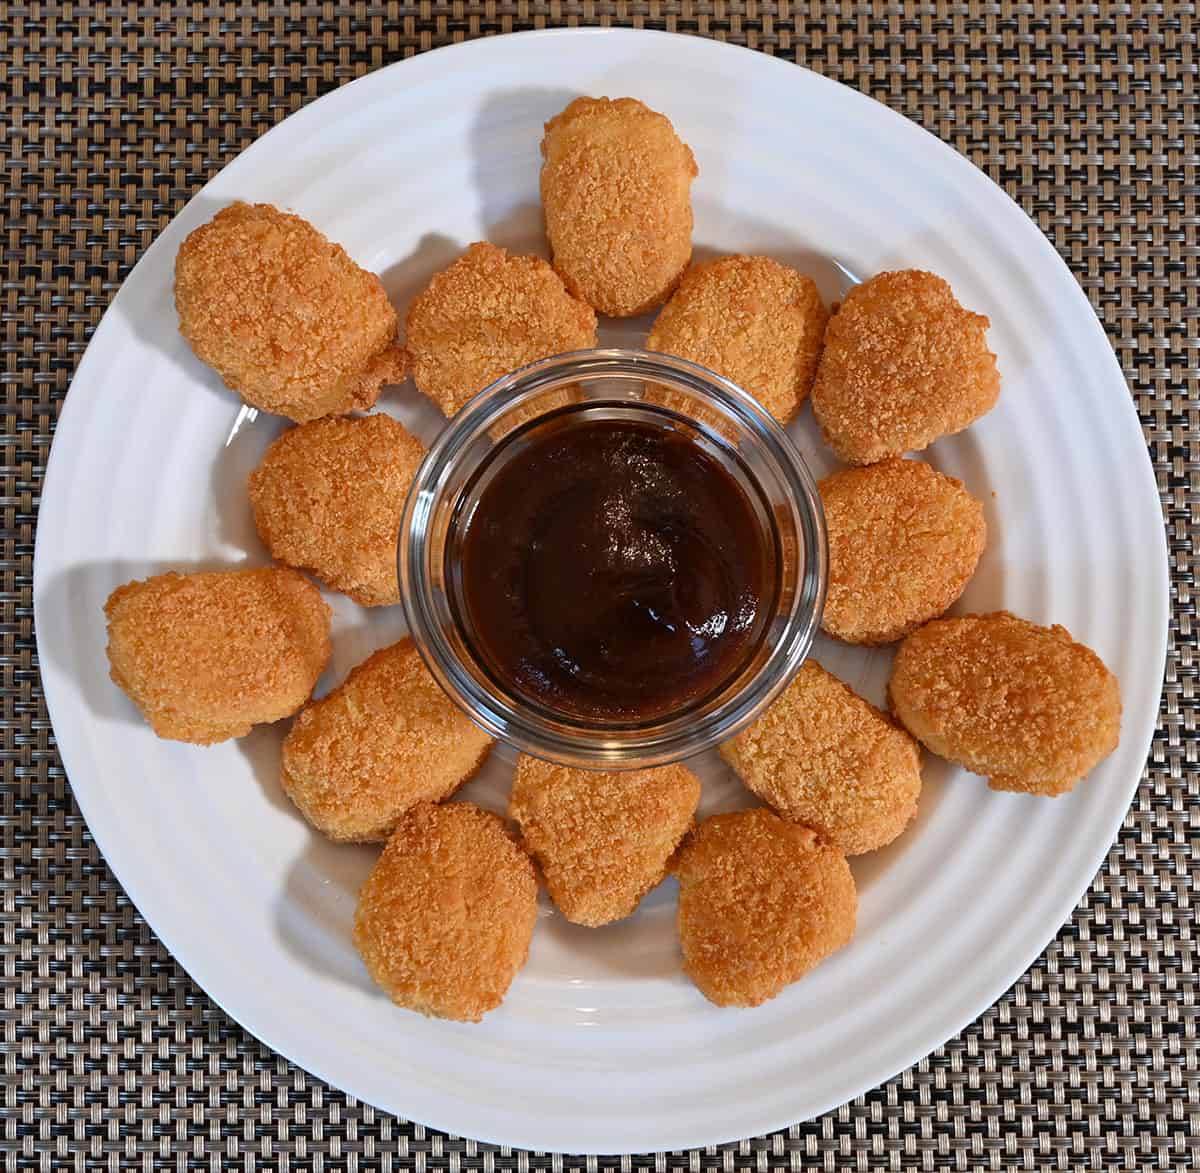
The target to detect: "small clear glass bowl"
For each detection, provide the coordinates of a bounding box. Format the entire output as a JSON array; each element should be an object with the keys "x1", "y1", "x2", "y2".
[{"x1": 399, "y1": 349, "x2": 827, "y2": 769}]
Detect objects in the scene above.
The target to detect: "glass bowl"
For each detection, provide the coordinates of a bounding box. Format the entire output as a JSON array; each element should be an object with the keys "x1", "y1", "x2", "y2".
[{"x1": 399, "y1": 349, "x2": 827, "y2": 769}]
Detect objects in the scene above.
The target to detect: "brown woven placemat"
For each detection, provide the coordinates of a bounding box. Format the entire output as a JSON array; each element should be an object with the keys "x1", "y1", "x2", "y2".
[{"x1": 3, "y1": 3, "x2": 1196, "y2": 1168}]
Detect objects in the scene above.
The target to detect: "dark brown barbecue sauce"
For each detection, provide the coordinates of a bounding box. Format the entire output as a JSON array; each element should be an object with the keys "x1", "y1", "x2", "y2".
[{"x1": 449, "y1": 411, "x2": 778, "y2": 723}]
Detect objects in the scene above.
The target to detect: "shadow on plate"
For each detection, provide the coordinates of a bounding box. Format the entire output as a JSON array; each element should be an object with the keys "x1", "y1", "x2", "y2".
[
  {"x1": 207, "y1": 404, "x2": 286, "y2": 554},
  {"x1": 318, "y1": 605, "x2": 412, "y2": 697},
  {"x1": 377, "y1": 381, "x2": 449, "y2": 449},
  {"x1": 376, "y1": 231, "x2": 463, "y2": 441},
  {"x1": 378, "y1": 231, "x2": 463, "y2": 321},
  {"x1": 481, "y1": 200, "x2": 547, "y2": 257},
  {"x1": 684, "y1": 747, "x2": 762, "y2": 820},
  {"x1": 236, "y1": 721, "x2": 298, "y2": 819},
  {"x1": 532, "y1": 885, "x2": 684, "y2": 981},
  {"x1": 931, "y1": 424, "x2": 1007, "y2": 615},
  {"x1": 118, "y1": 194, "x2": 245, "y2": 410},
  {"x1": 270, "y1": 749, "x2": 517, "y2": 998},
  {"x1": 274, "y1": 831, "x2": 383, "y2": 997},
  {"x1": 468, "y1": 86, "x2": 579, "y2": 251},
  {"x1": 35, "y1": 556, "x2": 251, "y2": 728},
  {"x1": 849, "y1": 752, "x2": 953, "y2": 897},
  {"x1": 453, "y1": 744, "x2": 518, "y2": 818}
]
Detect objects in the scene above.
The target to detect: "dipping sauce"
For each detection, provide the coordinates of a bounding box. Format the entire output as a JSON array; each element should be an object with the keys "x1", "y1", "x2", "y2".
[{"x1": 451, "y1": 412, "x2": 779, "y2": 722}]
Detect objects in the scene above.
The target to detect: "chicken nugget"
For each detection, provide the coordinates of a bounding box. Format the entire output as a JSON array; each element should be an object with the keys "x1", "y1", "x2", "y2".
[
  {"x1": 509, "y1": 756, "x2": 700, "y2": 926},
  {"x1": 405, "y1": 241, "x2": 596, "y2": 417},
  {"x1": 354, "y1": 802, "x2": 538, "y2": 1022},
  {"x1": 104, "y1": 566, "x2": 331, "y2": 745},
  {"x1": 248, "y1": 414, "x2": 424, "y2": 607},
  {"x1": 540, "y1": 97, "x2": 698, "y2": 317},
  {"x1": 811, "y1": 270, "x2": 1000, "y2": 464},
  {"x1": 889, "y1": 612, "x2": 1121, "y2": 796},
  {"x1": 175, "y1": 202, "x2": 406, "y2": 422},
  {"x1": 281, "y1": 639, "x2": 492, "y2": 842},
  {"x1": 674, "y1": 808, "x2": 856, "y2": 1008},
  {"x1": 819, "y1": 458, "x2": 987, "y2": 645},
  {"x1": 720, "y1": 660, "x2": 921, "y2": 854},
  {"x1": 647, "y1": 255, "x2": 829, "y2": 424}
]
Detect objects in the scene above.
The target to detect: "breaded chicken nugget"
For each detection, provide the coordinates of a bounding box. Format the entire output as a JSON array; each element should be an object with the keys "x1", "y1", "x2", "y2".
[
  {"x1": 248, "y1": 414, "x2": 424, "y2": 607},
  {"x1": 540, "y1": 97, "x2": 698, "y2": 317},
  {"x1": 889, "y1": 612, "x2": 1121, "y2": 796},
  {"x1": 353, "y1": 802, "x2": 538, "y2": 1022},
  {"x1": 819, "y1": 458, "x2": 987, "y2": 645},
  {"x1": 104, "y1": 566, "x2": 331, "y2": 745},
  {"x1": 674, "y1": 808, "x2": 856, "y2": 1008},
  {"x1": 175, "y1": 202, "x2": 406, "y2": 422},
  {"x1": 509, "y1": 756, "x2": 700, "y2": 926},
  {"x1": 281, "y1": 639, "x2": 492, "y2": 842},
  {"x1": 811, "y1": 270, "x2": 1000, "y2": 464},
  {"x1": 720, "y1": 660, "x2": 922, "y2": 854},
  {"x1": 647, "y1": 255, "x2": 829, "y2": 424},
  {"x1": 405, "y1": 241, "x2": 597, "y2": 417}
]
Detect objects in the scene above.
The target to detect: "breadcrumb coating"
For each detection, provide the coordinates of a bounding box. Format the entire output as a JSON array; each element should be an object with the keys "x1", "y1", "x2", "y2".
[
  {"x1": 647, "y1": 255, "x2": 829, "y2": 424},
  {"x1": 540, "y1": 97, "x2": 698, "y2": 317},
  {"x1": 889, "y1": 611, "x2": 1121, "y2": 796},
  {"x1": 353, "y1": 802, "x2": 538, "y2": 1022},
  {"x1": 281, "y1": 640, "x2": 493, "y2": 842},
  {"x1": 248, "y1": 414, "x2": 425, "y2": 607},
  {"x1": 175, "y1": 202, "x2": 406, "y2": 422},
  {"x1": 819, "y1": 458, "x2": 987, "y2": 644},
  {"x1": 405, "y1": 241, "x2": 596, "y2": 417},
  {"x1": 104, "y1": 566, "x2": 331, "y2": 745},
  {"x1": 811, "y1": 270, "x2": 1000, "y2": 464},
  {"x1": 720, "y1": 660, "x2": 922, "y2": 855},
  {"x1": 509, "y1": 756, "x2": 700, "y2": 926},
  {"x1": 674, "y1": 808, "x2": 856, "y2": 1008}
]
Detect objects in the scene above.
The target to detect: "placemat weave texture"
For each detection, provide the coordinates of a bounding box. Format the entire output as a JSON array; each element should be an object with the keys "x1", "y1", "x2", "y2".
[{"x1": 3, "y1": 3, "x2": 1196, "y2": 1169}]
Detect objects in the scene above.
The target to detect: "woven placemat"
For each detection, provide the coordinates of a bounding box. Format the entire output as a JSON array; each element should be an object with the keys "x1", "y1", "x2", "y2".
[{"x1": 3, "y1": 3, "x2": 1196, "y2": 1169}]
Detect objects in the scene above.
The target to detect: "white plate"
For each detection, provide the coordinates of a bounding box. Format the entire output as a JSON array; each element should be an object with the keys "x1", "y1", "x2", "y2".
[{"x1": 33, "y1": 28, "x2": 1168, "y2": 1155}]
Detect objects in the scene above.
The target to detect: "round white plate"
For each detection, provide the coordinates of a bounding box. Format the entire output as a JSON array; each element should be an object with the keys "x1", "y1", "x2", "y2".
[{"x1": 33, "y1": 28, "x2": 1168, "y2": 1155}]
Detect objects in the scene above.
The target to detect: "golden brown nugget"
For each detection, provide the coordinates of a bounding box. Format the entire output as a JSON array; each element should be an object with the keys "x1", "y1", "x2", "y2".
[
  {"x1": 647, "y1": 255, "x2": 829, "y2": 424},
  {"x1": 819, "y1": 458, "x2": 987, "y2": 645},
  {"x1": 175, "y1": 202, "x2": 406, "y2": 422},
  {"x1": 509, "y1": 756, "x2": 700, "y2": 926},
  {"x1": 811, "y1": 270, "x2": 1000, "y2": 464},
  {"x1": 353, "y1": 802, "x2": 538, "y2": 1022},
  {"x1": 889, "y1": 612, "x2": 1121, "y2": 796},
  {"x1": 405, "y1": 242, "x2": 597, "y2": 417},
  {"x1": 720, "y1": 660, "x2": 922, "y2": 855},
  {"x1": 281, "y1": 639, "x2": 492, "y2": 842},
  {"x1": 248, "y1": 414, "x2": 424, "y2": 607},
  {"x1": 104, "y1": 567, "x2": 331, "y2": 745},
  {"x1": 540, "y1": 97, "x2": 698, "y2": 317},
  {"x1": 674, "y1": 808, "x2": 856, "y2": 1008}
]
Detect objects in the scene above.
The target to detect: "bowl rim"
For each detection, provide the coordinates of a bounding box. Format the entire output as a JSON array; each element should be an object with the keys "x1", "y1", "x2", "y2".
[{"x1": 398, "y1": 347, "x2": 828, "y2": 768}]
